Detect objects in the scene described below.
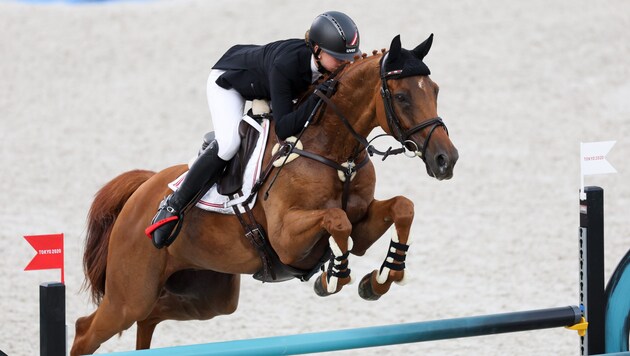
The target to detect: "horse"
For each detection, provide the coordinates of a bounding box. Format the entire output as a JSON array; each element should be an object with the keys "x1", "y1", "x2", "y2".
[{"x1": 71, "y1": 34, "x2": 459, "y2": 355}]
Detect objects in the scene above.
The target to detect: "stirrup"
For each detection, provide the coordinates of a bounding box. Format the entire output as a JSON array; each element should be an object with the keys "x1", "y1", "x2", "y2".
[
  {"x1": 145, "y1": 214, "x2": 183, "y2": 248},
  {"x1": 145, "y1": 196, "x2": 183, "y2": 248},
  {"x1": 144, "y1": 215, "x2": 179, "y2": 237}
]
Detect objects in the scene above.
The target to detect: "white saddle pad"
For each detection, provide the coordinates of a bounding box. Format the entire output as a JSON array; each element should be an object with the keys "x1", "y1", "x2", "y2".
[{"x1": 168, "y1": 118, "x2": 270, "y2": 215}]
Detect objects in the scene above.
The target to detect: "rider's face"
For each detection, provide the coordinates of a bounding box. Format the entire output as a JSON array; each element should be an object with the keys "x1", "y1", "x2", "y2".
[{"x1": 316, "y1": 48, "x2": 345, "y2": 72}]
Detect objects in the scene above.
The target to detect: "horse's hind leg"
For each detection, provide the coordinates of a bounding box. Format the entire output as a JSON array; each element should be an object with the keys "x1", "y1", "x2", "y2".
[
  {"x1": 136, "y1": 270, "x2": 240, "y2": 349},
  {"x1": 72, "y1": 242, "x2": 165, "y2": 354},
  {"x1": 72, "y1": 294, "x2": 154, "y2": 355},
  {"x1": 136, "y1": 321, "x2": 157, "y2": 350},
  {"x1": 350, "y1": 196, "x2": 415, "y2": 301}
]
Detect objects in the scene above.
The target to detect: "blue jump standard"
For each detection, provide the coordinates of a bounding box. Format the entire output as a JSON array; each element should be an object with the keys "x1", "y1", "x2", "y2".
[{"x1": 103, "y1": 306, "x2": 581, "y2": 355}]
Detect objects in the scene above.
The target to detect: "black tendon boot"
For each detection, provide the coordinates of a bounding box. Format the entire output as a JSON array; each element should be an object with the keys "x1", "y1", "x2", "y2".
[{"x1": 146, "y1": 140, "x2": 227, "y2": 248}]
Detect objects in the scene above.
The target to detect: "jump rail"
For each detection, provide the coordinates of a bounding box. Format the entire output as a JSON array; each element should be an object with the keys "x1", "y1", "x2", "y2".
[
  {"x1": 38, "y1": 186, "x2": 630, "y2": 355},
  {"x1": 102, "y1": 306, "x2": 582, "y2": 355}
]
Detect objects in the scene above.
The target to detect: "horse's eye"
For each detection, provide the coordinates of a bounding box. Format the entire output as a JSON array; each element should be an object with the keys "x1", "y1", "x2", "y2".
[{"x1": 394, "y1": 93, "x2": 408, "y2": 103}]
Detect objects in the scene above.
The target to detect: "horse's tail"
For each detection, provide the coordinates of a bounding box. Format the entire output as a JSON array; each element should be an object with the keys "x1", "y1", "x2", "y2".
[{"x1": 82, "y1": 169, "x2": 156, "y2": 305}]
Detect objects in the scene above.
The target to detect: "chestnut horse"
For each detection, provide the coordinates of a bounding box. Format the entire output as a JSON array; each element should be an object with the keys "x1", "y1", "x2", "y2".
[{"x1": 71, "y1": 34, "x2": 458, "y2": 355}]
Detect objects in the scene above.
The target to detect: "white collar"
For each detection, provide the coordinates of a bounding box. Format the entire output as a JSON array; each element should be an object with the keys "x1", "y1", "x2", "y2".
[{"x1": 310, "y1": 55, "x2": 323, "y2": 83}]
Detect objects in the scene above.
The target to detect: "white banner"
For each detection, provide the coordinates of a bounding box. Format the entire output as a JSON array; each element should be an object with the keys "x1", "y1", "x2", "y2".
[
  {"x1": 580, "y1": 141, "x2": 617, "y2": 199},
  {"x1": 581, "y1": 141, "x2": 617, "y2": 176}
]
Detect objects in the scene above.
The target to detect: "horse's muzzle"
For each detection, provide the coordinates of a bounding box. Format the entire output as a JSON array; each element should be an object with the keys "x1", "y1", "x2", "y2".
[{"x1": 426, "y1": 148, "x2": 458, "y2": 180}]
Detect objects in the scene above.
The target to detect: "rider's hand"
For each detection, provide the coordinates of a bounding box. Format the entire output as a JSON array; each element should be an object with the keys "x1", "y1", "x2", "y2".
[{"x1": 314, "y1": 79, "x2": 337, "y2": 96}]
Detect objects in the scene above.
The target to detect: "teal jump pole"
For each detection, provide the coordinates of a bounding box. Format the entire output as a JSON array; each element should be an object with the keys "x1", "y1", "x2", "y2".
[{"x1": 103, "y1": 306, "x2": 581, "y2": 356}]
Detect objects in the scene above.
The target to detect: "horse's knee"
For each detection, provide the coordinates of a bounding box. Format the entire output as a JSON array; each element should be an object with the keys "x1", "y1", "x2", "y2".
[
  {"x1": 321, "y1": 208, "x2": 352, "y2": 236},
  {"x1": 392, "y1": 196, "x2": 414, "y2": 222}
]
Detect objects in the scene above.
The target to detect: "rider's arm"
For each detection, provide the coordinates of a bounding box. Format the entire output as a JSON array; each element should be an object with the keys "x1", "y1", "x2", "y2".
[{"x1": 269, "y1": 65, "x2": 319, "y2": 140}]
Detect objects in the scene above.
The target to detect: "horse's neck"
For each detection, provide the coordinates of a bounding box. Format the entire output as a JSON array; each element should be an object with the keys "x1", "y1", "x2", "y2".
[{"x1": 305, "y1": 57, "x2": 382, "y2": 159}]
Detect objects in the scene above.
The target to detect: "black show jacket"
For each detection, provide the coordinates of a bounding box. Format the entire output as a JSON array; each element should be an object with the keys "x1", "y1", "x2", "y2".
[{"x1": 213, "y1": 38, "x2": 321, "y2": 139}]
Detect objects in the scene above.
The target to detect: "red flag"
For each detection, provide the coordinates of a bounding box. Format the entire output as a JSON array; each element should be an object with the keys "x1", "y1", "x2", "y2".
[{"x1": 24, "y1": 233, "x2": 64, "y2": 284}]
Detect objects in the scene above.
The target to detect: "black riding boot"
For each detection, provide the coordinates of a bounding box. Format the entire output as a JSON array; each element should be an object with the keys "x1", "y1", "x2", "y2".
[{"x1": 146, "y1": 140, "x2": 227, "y2": 248}]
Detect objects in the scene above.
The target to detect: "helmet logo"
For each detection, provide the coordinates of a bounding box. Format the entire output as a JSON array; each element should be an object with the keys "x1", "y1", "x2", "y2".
[{"x1": 348, "y1": 31, "x2": 359, "y2": 47}]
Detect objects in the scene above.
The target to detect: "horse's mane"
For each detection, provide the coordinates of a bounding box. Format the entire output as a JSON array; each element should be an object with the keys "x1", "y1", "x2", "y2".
[
  {"x1": 330, "y1": 49, "x2": 387, "y2": 86},
  {"x1": 297, "y1": 49, "x2": 387, "y2": 105}
]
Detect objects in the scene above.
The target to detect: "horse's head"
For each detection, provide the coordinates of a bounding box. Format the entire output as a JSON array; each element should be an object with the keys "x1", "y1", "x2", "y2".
[{"x1": 376, "y1": 34, "x2": 458, "y2": 180}]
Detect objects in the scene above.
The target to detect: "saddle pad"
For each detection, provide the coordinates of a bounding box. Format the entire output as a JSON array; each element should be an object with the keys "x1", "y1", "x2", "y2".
[{"x1": 168, "y1": 119, "x2": 270, "y2": 215}]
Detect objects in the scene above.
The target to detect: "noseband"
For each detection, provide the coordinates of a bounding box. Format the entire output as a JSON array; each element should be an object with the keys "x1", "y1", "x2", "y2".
[{"x1": 379, "y1": 53, "x2": 448, "y2": 159}]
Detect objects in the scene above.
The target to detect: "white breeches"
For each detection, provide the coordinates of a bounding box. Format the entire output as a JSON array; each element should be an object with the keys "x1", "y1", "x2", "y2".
[{"x1": 207, "y1": 69, "x2": 246, "y2": 161}]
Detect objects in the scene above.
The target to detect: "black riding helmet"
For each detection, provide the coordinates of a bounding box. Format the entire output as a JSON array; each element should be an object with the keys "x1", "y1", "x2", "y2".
[{"x1": 308, "y1": 11, "x2": 361, "y2": 61}]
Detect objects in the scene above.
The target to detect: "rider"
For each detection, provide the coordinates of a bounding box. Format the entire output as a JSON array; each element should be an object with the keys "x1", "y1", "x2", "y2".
[{"x1": 146, "y1": 11, "x2": 362, "y2": 248}]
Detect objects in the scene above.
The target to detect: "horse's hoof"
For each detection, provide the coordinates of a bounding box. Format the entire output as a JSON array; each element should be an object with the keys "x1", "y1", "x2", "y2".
[
  {"x1": 313, "y1": 274, "x2": 332, "y2": 297},
  {"x1": 358, "y1": 272, "x2": 382, "y2": 301}
]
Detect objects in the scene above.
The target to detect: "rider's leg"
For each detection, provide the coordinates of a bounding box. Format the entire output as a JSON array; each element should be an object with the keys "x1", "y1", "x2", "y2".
[
  {"x1": 146, "y1": 69, "x2": 244, "y2": 248},
  {"x1": 206, "y1": 70, "x2": 244, "y2": 161}
]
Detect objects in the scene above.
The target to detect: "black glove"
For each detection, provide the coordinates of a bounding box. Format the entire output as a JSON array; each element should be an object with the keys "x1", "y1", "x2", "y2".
[{"x1": 314, "y1": 79, "x2": 338, "y2": 97}]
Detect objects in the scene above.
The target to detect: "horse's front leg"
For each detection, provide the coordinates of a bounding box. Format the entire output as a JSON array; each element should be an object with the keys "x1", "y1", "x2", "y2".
[
  {"x1": 273, "y1": 207, "x2": 353, "y2": 296},
  {"x1": 350, "y1": 196, "x2": 414, "y2": 301}
]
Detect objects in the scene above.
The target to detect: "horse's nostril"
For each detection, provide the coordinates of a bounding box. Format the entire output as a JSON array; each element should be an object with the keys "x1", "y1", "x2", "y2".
[{"x1": 436, "y1": 153, "x2": 448, "y2": 169}]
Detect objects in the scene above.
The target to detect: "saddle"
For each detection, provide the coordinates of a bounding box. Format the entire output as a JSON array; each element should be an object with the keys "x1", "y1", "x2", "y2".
[{"x1": 199, "y1": 100, "x2": 269, "y2": 196}]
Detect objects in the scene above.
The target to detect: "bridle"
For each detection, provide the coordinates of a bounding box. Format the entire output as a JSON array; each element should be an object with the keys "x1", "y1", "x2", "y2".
[{"x1": 378, "y1": 52, "x2": 448, "y2": 159}]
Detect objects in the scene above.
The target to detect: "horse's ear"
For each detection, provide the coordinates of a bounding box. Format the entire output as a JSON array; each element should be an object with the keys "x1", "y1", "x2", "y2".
[
  {"x1": 388, "y1": 34, "x2": 402, "y2": 62},
  {"x1": 412, "y1": 33, "x2": 434, "y2": 60}
]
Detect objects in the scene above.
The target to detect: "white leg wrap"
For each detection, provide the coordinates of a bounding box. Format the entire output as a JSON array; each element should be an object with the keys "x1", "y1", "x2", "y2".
[
  {"x1": 329, "y1": 255, "x2": 354, "y2": 285},
  {"x1": 376, "y1": 267, "x2": 389, "y2": 284},
  {"x1": 376, "y1": 232, "x2": 410, "y2": 285},
  {"x1": 328, "y1": 236, "x2": 343, "y2": 257},
  {"x1": 325, "y1": 236, "x2": 353, "y2": 292},
  {"x1": 346, "y1": 237, "x2": 354, "y2": 284},
  {"x1": 327, "y1": 275, "x2": 338, "y2": 293},
  {"x1": 328, "y1": 236, "x2": 353, "y2": 255}
]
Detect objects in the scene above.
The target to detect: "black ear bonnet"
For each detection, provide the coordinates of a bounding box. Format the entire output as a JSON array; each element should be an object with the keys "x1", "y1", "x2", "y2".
[{"x1": 382, "y1": 34, "x2": 433, "y2": 79}]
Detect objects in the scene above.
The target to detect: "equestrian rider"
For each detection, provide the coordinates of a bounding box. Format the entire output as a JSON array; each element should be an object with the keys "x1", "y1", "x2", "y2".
[{"x1": 146, "y1": 11, "x2": 362, "y2": 248}]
